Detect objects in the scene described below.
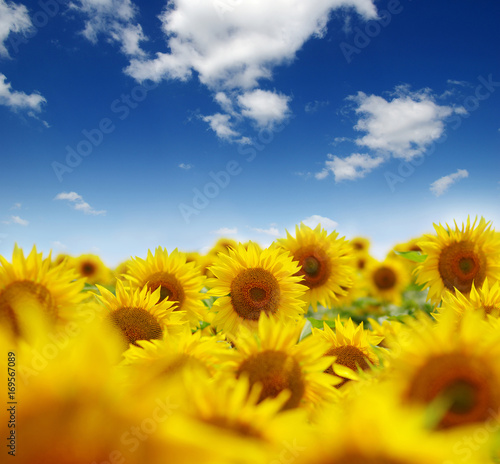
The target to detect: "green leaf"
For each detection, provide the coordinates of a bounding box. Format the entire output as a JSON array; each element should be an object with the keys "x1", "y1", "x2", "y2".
[
  {"x1": 306, "y1": 317, "x2": 336, "y2": 330},
  {"x1": 394, "y1": 250, "x2": 427, "y2": 263}
]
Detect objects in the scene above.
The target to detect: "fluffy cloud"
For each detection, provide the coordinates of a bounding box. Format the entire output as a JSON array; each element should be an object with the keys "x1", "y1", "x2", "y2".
[
  {"x1": 301, "y1": 215, "x2": 338, "y2": 232},
  {"x1": 54, "y1": 191, "x2": 106, "y2": 216},
  {"x1": 3, "y1": 215, "x2": 28, "y2": 226},
  {"x1": 0, "y1": 0, "x2": 31, "y2": 57},
  {"x1": 178, "y1": 163, "x2": 193, "y2": 170},
  {"x1": 237, "y1": 89, "x2": 290, "y2": 128},
  {"x1": 349, "y1": 87, "x2": 458, "y2": 160},
  {"x1": 430, "y1": 169, "x2": 469, "y2": 197},
  {"x1": 69, "y1": 0, "x2": 146, "y2": 57},
  {"x1": 0, "y1": 73, "x2": 46, "y2": 112},
  {"x1": 316, "y1": 153, "x2": 385, "y2": 182},
  {"x1": 202, "y1": 113, "x2": 240, "y2": 140},
  {"x1": 125, "y1": 0, "x2": 377, "y2": 89}
]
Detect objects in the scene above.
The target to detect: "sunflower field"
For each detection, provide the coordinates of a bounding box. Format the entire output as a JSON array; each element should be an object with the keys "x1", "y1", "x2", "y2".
[{"x1": 2, "y1": 216, "x2": 500, "y2": 463}]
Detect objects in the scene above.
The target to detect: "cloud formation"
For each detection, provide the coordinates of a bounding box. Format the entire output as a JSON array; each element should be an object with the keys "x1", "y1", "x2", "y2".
[
  {"x1": 3, "y1": 215, "x2": 28, "y2": 226},
  {"x1": 54, "y1": 191, "x2": 106, "y2": 216},
  {"x1": 301, "y1": 215, "x2": 338, "y2": 232},
  {"x1": 316, "y1": 153, "x2": 385, "y2": 182},
  {"x1": 0, "y1": 73, "x2": 46, "y2": 112},
  {"x1": 0, "y1": 0, "x2": 31, "y2": 57},
  {"x1": 430, "y1": 169, "x2": 469, "y2": 197}
]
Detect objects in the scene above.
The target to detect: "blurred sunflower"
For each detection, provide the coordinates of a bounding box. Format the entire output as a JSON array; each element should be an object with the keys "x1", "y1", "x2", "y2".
[
  {"x1": 125, "y1": 247, "x2": 207, "y2": 328},
  {"x1": 295, "y1": 385, "x2": 489, "y2": 464},
  {"x1": 227, "y1": 316, "x2": 338, "y2": 411},
  {"x1": 278, "y1": 223, "x2": 355, "y2": 311},
  {"x1": 312, "y1": 316, "x2": 383, "y2": 388},
  {"x1": 415, "y1": 216, "x2": 500, "y2": 305},
  {"x1": 122, "y1": 324, "x2": 232, "y2": 387},
  {"x1": 0, "y1": 245, "x2": 85, "y2": 336},
  {"x1": 441, "y1": 278, "x2": 500, "y2": 318},
  {"x1": 71, "y1": 253, "x2": 112, "y2": 285},
  {"x1": 210, "y1": 237, "x2": 238, "y2": 256},
  {"x1": 366, "y1": 258, "x2": 410, "y2": 305},
  {"x1": 387, "y1": 310, "x2": 500, "y2": 430},
  {"x1": 206, "y1": 242, "x2": 306, "y2": 335},
  {"x1": 161, "y1": 375, "x2": 306, "y2": 464},
  {"x1": 94, "y1": 280, "x2": 185, "y2": 349},
  {"x1": 350, "y1": 236, "x2": 371, "y2": 254}
]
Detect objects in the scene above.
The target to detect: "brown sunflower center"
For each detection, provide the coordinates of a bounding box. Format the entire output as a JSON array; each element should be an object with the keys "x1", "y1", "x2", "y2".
[
  {"x1": 332, "y1": 454, "x2": 408, "y2": 464},
  {"x1": 325, "y1": 345, "x2": 370, "y2": 388},
  {"x1": 405, "y1": 353, "x2": 495, "y2": 429},
  {"x1": 146, "y1": 272, "x2": 185, "y2": 309},
  {"x1": 294, "y1": 245, "x2": 331, "y2": 289},
  {"x1": 237, "y1": 350, "x2": 305, "y2": 410},
  {"x1": 80, "y1": 261, "x2": 97, "y2": 277},
  {"x1": 353, "y1": 242, "x2": 364, "y2": 251},
  {"x1": 373, "y1": 266, "x2": 397, "y2": 290},
  {"x1": 109, "y1": 306, "x2": 163, "y2": 347},
  {"x1": 0, "y1": 280, "x2": 56, "y2": 335},
  {"x1": 438, "y1": 241, "x2": 487, "y2": 294},
  {"x1": 230, "y1": 268, "x2": 280, "y2": 321}
]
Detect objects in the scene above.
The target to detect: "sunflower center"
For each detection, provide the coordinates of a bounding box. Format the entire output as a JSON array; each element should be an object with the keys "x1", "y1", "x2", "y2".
[
  {"x1": 438, "y1": 241, "x2": 487, "y2": 294},
  {"x1": 332, "y1": 454, "x2": 408, "y2": 464},
  {"x1": 294, "y1": 245, "x2": 331, "y2": 289},
  {"x1": 230, "y1": 268, "x2": 280, "y2": 321},
  {"x1": 109, "y1": 306, "x2": 163, "y2": 347},
  {"x1": 146, "y1": 272, "x2": 185, "y2": 309},
  {"x1": 373, "y1": 266, "x2": 397, "y2": 290},
  {"x1": 405, "y1": 353, "x2": 494, "y2": 429},
  {"x1": 237, "y1": 350, "x2": 305, "y2": 410},
  {"x1": 0, "y1": 281, "x2": 56, "y2": 335},
  {"x1": 325, "y1": 345, "x2": 370, "y2": 388},
  {"x1": 80, "y1": 261, "x2": 97, "y2": 277}
]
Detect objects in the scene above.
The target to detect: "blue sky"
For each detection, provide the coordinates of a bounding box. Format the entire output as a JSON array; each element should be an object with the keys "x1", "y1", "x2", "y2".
[{"x1": 1, "y1": 0, "x2": 499, "y2": 266}]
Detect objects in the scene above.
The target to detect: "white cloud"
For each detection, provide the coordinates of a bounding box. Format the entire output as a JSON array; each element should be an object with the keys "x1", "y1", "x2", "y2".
[
  {"x1": 430, "y1": 169, "x2": 469, "y2": 197},
  {"x1": 214, "y1": 227, "x2": 238, "y2": 235},
  {"x1": 54, "y1": 191, "x2": 106, "y2": 216},
  {"x1": 125, "y1": 0, "x2": 377, "y2": 90},
  {"x1": 3, "y1": 215, "x2": 28, "y2": 226},
  {"x1": 10, "y1": 202, "x2": 21, "y2": 210},
  {"x1": 301, "y1": 215, "x2": 338, "y2": 232},
  {"x1": 349, "y1": 86, "x2": 457, "y2": 160},
  {"x1": 305, "y1": 99, "x2": 329, "y2": 113},
  {"x1": 237, "y1": 89, "x2": 291, "y2": 128},
  {"x1": 0, "y1": 73, "x2": 46, "y2": 112},
  {"x1": 178, "y1": 163, "x2": 193, "y2": 170},
  {"x1": 316, "y1": 153, "x2": 385, "y2": 182},
  {"x1": 0, "y1": 0, "x2": 32, "y2": 57},
  {"x1": 251, "y1": 226, "x2": 280, "y2": 237},
  {"x1": 51, "y1": 240, "x2": 67, "y2": 249},
  {"x1": 69, "y1": 0, "x2": 147, "y2": 57},
  {"x1": 202, "y1": 113, "x2": 240, "y2": 140}
]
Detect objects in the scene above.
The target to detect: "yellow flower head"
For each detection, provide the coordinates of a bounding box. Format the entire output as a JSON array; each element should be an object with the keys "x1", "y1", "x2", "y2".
[
  {"x1": 387, "y1": 309, "x2": 500, "y2": 430},
  {"x1": 94, "y1": 280, "x2": 185, "y2": 349},
  {"x1": 278, "y1": 223, "x2": 355, "y2": 311},
  {"x1": 415, "y1": 216, "x2": 500, "y2": 305},
  {"x1": 366, "y1": 258, "x2": 410, "y2": 305},
  {"x1": 206, "y1": 242, "x2": 306, "y2": 336},
  {"x1": 125, "y1": 247, "x2": 208, "y2": 328},
  {"x1": 70, "y1": 253, "x2": 112, "y2": 285},
  {"x1": 227, "y1": 315, "x2": 338, "y2": 411},
  {"x1": 312, "y1": 316, "x2": 383, "y2": 388},
  {"x1": 0, "y1": 245, "x2": 85, "y2": 336}
]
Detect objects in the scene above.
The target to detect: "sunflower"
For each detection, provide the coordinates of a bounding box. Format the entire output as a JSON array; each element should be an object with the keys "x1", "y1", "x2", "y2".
[
  {"x1": 441, "y1": 278, "x2": 500, "y2": 318},
  {"x1": 210, "y1": 237, "x2": 238, "y2": 256},
  {"x1": 226, "y1": 315, "x2": 338, "y2": 412},
  {"x1": 71, "y1": 253, "x2": 112, "y2": 285},
  {"x1": 121, "y1": 324, "x2": 233, "y2": 389},
  {"x1": 350, "y1": 236, "x2": 371, "y2": 254},
  {"x1": 125, "y1": 247, "x2": 208, "y2": 328},
  {"x1": 365, "y1": 258, "x2": 410, "y2": 305},
  {"x1": 278, "y1": 223, "x2": 355, "y2": 311},
  {"x1": 206, "y1": 242, "x2": 306, "y2": 335},
  {"x1": 294, "y1": 384, "x2": 490, "y2": 464},
  {"x1": 0, "y1": 245, "x2": 85, "y2": 336},
  {"x1": 94, "y1": 280, "x2": 185, "y2": 349},
  {"x1": 387, "y1": 309, "x2": 500, "y2": 430},
  {"x1": 312, "y1": 316, "x2": 383, "y2": 388},
  {"x1": 415, "y1": 216, "x2": 500, "y2": 305},
  {"x1": 158, "y1": 374, "x2": 307, "y2": 464}
]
